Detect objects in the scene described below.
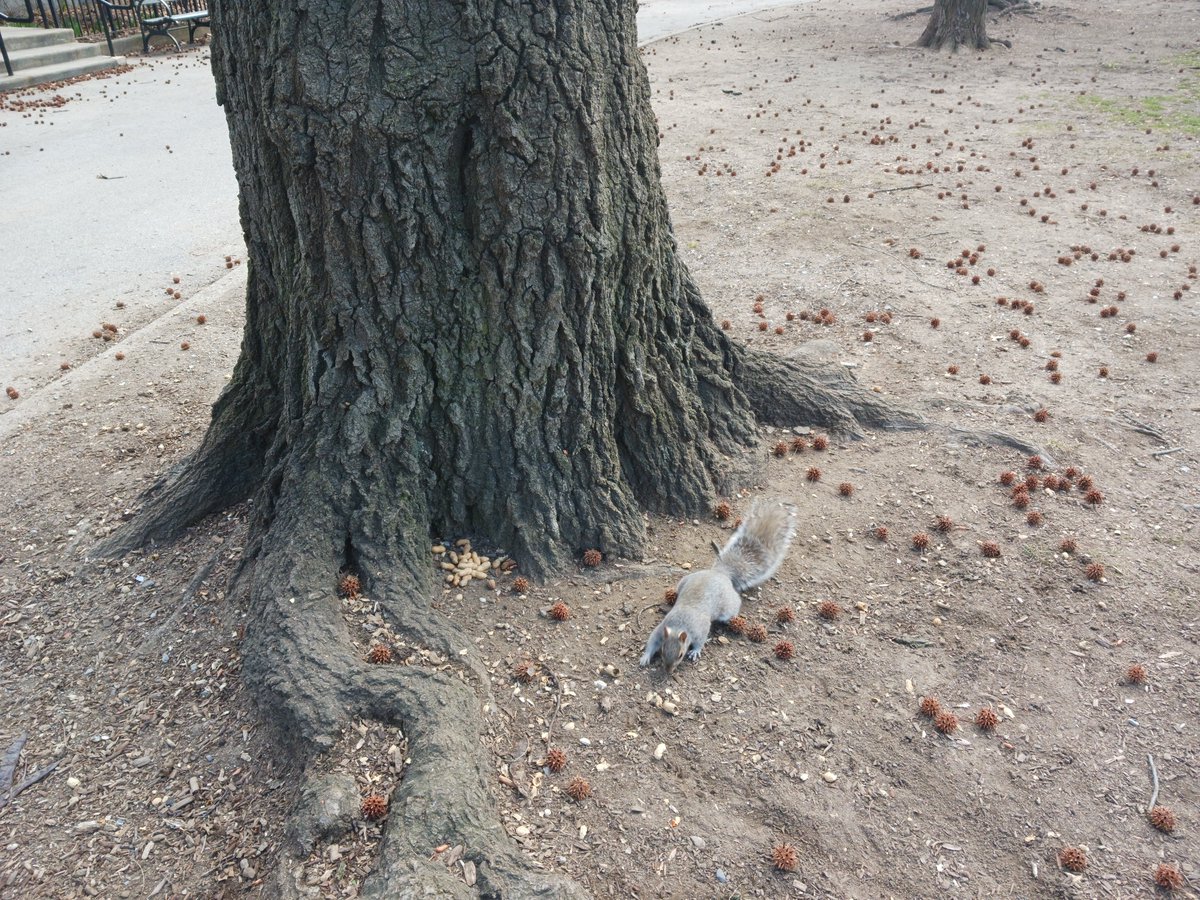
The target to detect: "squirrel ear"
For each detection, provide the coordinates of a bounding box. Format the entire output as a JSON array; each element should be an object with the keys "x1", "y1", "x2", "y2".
[{"x1": 677, "y1": 631, "x2": 689, "y2": 644}]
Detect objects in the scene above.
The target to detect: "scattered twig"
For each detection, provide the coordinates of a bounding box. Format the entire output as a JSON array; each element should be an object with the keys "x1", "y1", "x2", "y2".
[
  {"x1": 892, "y1": 636, "x2": 934, "y2": 648},
  {"x1": 872, "y1": 183, "x2": 934, "y2": 193},
  {"x1": 0, "y1": 734, "x2": 27, "y2": 797},
  {"x1": 1146, "y1": 753, "x2": 1160, "y2": 814},
  {"x1": 1119, "y1": 417, "x2": 1169, "y2": 443},
  {"x1": 0, "y1": 759, "x2": 60, "y2": 809},
  {"x1": 1151, "y1": 446, "x2": 1187, "y2": 458}
]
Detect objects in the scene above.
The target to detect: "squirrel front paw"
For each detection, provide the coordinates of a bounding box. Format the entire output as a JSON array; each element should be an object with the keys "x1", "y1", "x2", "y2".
[
  {"x1": 638, "y1": 651, "x2": 654, "y2": 667},
  {"x1": 686, "y1": 647, "x2": 702, "y2": 661}
]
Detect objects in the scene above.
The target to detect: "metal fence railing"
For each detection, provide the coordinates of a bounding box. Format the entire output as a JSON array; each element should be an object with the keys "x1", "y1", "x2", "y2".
[{"x1": 18, "y1": 0, "x2": 208, "y2": 41}]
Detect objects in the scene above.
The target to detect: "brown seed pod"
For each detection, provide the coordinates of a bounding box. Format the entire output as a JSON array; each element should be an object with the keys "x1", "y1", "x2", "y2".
[
  {"x1": 1154, "y1": 863, "x2": 1184, "y2": 891},
  {"x1": 565, "y1": 776, "x2": 591, "y2": 801},
  {"x1": 727, "y1": 615, "x2": 747, "y2": 635},
  {"x1": 874, "y1": 526, "x2": 889, "y2": 542},
  {"x1": 817, "y1": 600, "x2": 841, "y2": 621},
  {"x1": 947, "y1": 364, "x2": 959, "y2": 375},
  {"x1": 919, "y1": 696, "x2": 941, "y2": 717},
  {"x1": 513, "y1": 659, "x2": 537, "y2": 683},
  {"x1": 790, "y1": 436, "x2": 808, "y2": 453},
  {"x1": 862, "y1": 330, "x2": 874, "y2": 342},
  {"x1": 773, "y1": 640, "x2": 795, "y2": 661},
  {"x1": 1059, "y1": 537, "x2": 1077, "y2": 553},
  {"x1": 1033, "y1": 408, "x2": 1050, "y2": 423},
  {"x1": 549, "y1": 601, "x2": 570, "y2": 621},
  {"x1": 1057, "y1": 847, "x2": 1087, "y2": 873},
  {"x1": 180, "y1": 341, "x2": 190, "y2": 351},
  {"x1": 721, "y1": 319, "x2": 732, "y2": 330},
  {"x1": 714, "y1": 501, "x2": 732, "y2": 520},
  {"x1": 1027, "y1": 455, "x2": 1043, "y2": 470},
  {"x1": 838, "y1": 482, "x2": 854, "y2": 497},
  {"x1": 513, "y1": 576, "x2": 530, "y2": 594},
  {"x1": 196, "y1": 314, "x2": 207, "y2": 325},
  {"x1": 1148, "y1": 806, "x2": 1176, "y2": 834},
  {"x1": 935, "y1": 515, "x2": 953, "y2": 533},
  {"x1": 773, "y1": 441, "x2": 789, "y2": 458},
  {"x1": 1146, "y1": 351, "x2": 1158, "y2": 363},
  {"x1": 812, "y1": 434, "x2": 829, "y2": 451},
  {"x1": 664, "y1": 587, "x2": 678, "y2": 605},
  {"x1": 339, "y1": 573, "x2": 362, "y2": 598},
  {"x1": 1085, "y1": 562, "x2": 1105, "y2": 582},
  {"x1": 582, "y1": 548, "x2": 602, "y2": 567},
  {"x1": 776, "y1": 606, "x2": 795, "y2": 624},
  {"x1": 912, "y1": 532, "x2": 930, "y2": 551},
  {"x1": 975, "y1": 707, "x2": 1000, "y2": 731},
  {"x1": 806, "y1": 466, "x2": 821, "y2": 482},
  {"x1": 1026, "y1": 510, "x2": 1043, "y2": 527},
  {"x1": 5, "y1": 387, "x2": 18, "y2": 400},
  {"x1": 999, "y1": 471, "x2": 1017, "y2": 486},
  {"x1": 361, "y1": 794, "x2": 389, "y2": 820},
  {"x1": 1126, "y1": 663, "x2": 1148, "y2": 684},
  {"x1": 981, "y1": 541, "x2": 1002, "y2": 558},
  {"x1": 746, "y1": 623, "x2": 768, "y2": 643},
  {"x1": 979, "y1": 374, "x2": 992, "y2": 385},
  {"x1": 367, "y1": 644, "x2": 393, "y2": 665},
  {"x1": 546, "y1": 747, "x2": 568, "y2": 773},
  {"x1": 934, "y1": 710, "x2": 959, "y2": 735},
  {"x1": 1084, "y1": 488, "x2": 1104, "y2": 506},
  {"x1": 771, "y1": 842, "x2": 799, "y2": 872}
]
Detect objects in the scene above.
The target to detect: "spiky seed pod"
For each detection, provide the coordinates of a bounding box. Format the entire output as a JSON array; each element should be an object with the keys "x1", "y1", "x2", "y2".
[
  {"x1": 367, "y1": 644, "x2": 393, "y2": 664},
  {"x1": 812, "y1": 435, "x2": 829, "y2": 451},
  {"x1": 838, "y1": 482, "x2": 854, "y2": 497},
  {"x1": 1126, "y1": 663, "x2": 1148, "y2": 685},
  {"x1": 1064, "y1": 466, "x2": 1080, "y2": 480},
  {"x1": 1154, "y1": 863, "x2": 1184, "y2": 890},
  {"x1": 1012, "y1": 491, "x2": 1030, "y2": 510},
  {"x1": 776, "y1": 606, "x2": 795, "y2": 624},
  {"x1": 714, "y1": 501, "x2": 732, "y2": 520},
  {"x1": 1148, "y1": 806, "x2": 1176, "y2": 834},
  {"x1": 746, "y1": 623, "x2": 768, "y2": 643},
  {"x1": 981, "y1": 541, "x2": 1002, "y2": 558},
  {"x1": 1057, "y1": 847, "x2": 1087, "y2": 873},
  {"x1": 911, "y1": 532, "x2": 930, "y2": 551},
  {"x1": 1027, "y1": 455, "x2": 1043, "y2": 470},
  {"x1": 582, "y1": 548, "x2": 602, "y2": 567},
  {"x1": 339, "y1": 573, "x2": 362, "y2": 598},
  {"x1": 934, "y1": 710, "x2": 959, "y2": 735},
  {"x1": 771, "y1": 843, "x2": 799, "y2": 872},
  {"x1": 1026, "y1": 510, "x2": 1043, "y2": 527},
  {"x1": 818, "y1": 600, "x2": 841, "y2": 621},
  {"x1": 664, "y1": 587, "x2": 678, "y2": 605},
  {"x1": 999, "y1": 471, "x2": 1017, "y2": 486},
  {"x1": 1059, "y1": 537, "x2": 1077, "y2": 553},
  {"x1": 803, "y1": 466, "x2": 821, "y2": 483},
  {"x1": 874, "y1": 526, "x2": 889, "y2": 541},
  {"x1": 546, "y1": 747, "x2": 568, "y2": 773},
  {"x1": 790, "y1": 436, "x2": 808, "y2": 453},
  {"x1": 1034, "y1": 408, "x2": 1050, "y2": 423},
  {"x1": 1085, "y1": 489, "x2": 1104, "y2": 506},
  {"x1": 773, "y1": 641, "x2": 795, "y2": 661},
  {"x1": 549, "y1": 601, "x2": 570, "y2": 621},
  {"x1": 513, "y1": 659, "x2": 537, "y2": 683},
  {"x1": 772, "y1": 441, "x2": 789, "y2": 458},
  {"x1": 1043, "y1": 474, "x2": 1061, "y2": 491},
  {"x1": 512, "y1": 576, "x2": 530, "y2": 594},
  {"x1": 1085, "y1": 562, "x2": 1105, "y2": 581},
  {"x1": 565, "y1": 776, "x2": 591, "y2": 801},
  {"x1": 1024, "y1": 474, "x2": 1040, "y2": 491},
  {"x1": 919, "y1": 696, "x2": 941, "y2": 718},
  {"x1": 935, "y1": 515, "x2": 954, "y2": 533},
  {"x1": 727, "y1": 615, "x2": 747, "y2": 634},
  {"x1": 975, "y1": 708, "x2": 1000, "y2": 731},
  {"x1": 361, "y1": 794, "x2": 389, "y2": 820},
  {"x1": 1076, "y1": 474, "x2": 1094, "y2": 490}
]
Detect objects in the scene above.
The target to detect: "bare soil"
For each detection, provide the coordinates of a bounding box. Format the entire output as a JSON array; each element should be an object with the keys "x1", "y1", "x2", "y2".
[{"x1": 2, "y1": 0, "x2": 1197, "y2": 896}]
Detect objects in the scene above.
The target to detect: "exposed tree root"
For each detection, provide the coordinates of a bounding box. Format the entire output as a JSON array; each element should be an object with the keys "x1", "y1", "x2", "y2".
[{"x1": 736, "y1": 349, "x2": 926, "y2": 438}]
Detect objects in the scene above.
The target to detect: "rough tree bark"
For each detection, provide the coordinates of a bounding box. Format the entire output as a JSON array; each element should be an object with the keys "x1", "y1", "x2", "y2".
[
  {"x1": 99, "y1": 0, "x2": 920, "y2": 894},
  {"x1": 917, "y1": 0, "x2": 995, "y2": 50}
]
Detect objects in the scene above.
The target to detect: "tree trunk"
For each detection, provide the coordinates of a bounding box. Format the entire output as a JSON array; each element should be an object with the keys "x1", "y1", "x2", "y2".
[
  {"x1": 100, "y1": 0, "x2": 920, "y2": 893},
  {"x1": 917, "y1": 0, "x2": 992, "y2": 51}
]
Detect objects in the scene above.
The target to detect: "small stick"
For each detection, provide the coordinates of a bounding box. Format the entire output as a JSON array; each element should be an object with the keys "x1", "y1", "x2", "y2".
[
  {"x1": 1146, "y1": 753, "x2": 1160, "y2": 813},
  {"x1": 872, "y1": 183, "x2": 934, "y2": 194},
  {"x1": 1151, "y1": 446, "x2": 1187, "y2": 457},
  {"x1": 0, "y1": 760, "x2": 59, "y2": 810}
]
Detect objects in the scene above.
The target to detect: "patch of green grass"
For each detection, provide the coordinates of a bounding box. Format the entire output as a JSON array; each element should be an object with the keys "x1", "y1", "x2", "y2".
[
  {"x1": 1167, "y1": 50, "x2": 1200, "y2": 69},
  {"x1": 1076, "y1": 89, "x2": 1200, "y2": 136}
]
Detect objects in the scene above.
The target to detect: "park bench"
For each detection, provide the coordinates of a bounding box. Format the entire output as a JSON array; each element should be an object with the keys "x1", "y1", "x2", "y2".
[{"x1": 94, "y1": 0, "x2": 209, "y2": 56}]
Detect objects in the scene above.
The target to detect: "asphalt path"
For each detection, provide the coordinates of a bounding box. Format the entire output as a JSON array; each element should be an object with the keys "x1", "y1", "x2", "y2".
[{"x1": 0, "y1": 1, "x2": 800, "y2": 385}]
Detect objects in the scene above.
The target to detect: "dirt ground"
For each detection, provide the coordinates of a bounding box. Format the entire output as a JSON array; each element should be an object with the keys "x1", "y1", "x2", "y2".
[{"x1": 2, "y1": 0, "x2": 1198, "y2": 897}]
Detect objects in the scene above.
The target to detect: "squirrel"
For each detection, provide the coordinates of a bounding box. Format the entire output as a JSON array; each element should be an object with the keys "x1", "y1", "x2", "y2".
[{"x1": 640, "y1": 499, "x2": 797, "y2": 675}]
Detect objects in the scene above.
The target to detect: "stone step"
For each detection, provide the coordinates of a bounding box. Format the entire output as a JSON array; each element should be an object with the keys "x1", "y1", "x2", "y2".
[
  {"x1": 2, "y1": 36, "x2": 110, "y2": 72},
  {"x1": 0, "y1": 53, "x2": 123, "y2": 91},
  {"x1": 0, "y1": 26, "x2": 79, "y2": 52}
]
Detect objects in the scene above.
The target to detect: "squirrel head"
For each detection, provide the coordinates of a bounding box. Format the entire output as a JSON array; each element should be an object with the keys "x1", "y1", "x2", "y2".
[{"x1": 661, "y1": 627, "x2": 689, "y2": 674}]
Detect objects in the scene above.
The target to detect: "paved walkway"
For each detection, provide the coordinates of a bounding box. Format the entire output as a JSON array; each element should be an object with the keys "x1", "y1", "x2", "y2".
[{"x1": 0, "y1": 2, "x2": 801, "y2": 388}]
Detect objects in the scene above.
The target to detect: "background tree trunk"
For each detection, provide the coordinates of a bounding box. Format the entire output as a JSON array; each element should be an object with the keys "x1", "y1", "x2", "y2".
[
  {"x1": 917, "y1": 0, "x2": 993, "y2": 50},
  {"x1": 100, "y1": 0, "x2": 919, "y2": 892}
]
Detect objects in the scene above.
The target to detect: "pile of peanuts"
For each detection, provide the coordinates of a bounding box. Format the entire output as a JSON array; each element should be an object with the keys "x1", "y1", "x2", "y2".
[{"x1": 433, "y1": 538, "x2": 512, "y2": 588}]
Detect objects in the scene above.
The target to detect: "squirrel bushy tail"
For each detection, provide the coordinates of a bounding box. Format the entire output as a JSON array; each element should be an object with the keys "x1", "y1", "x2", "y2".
[{"x1": 714, "y1": 500, "x2": 797, "y2": 592}]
